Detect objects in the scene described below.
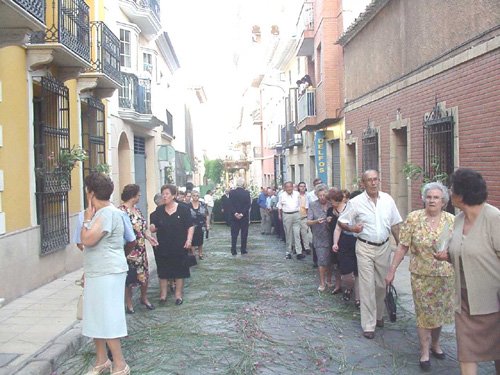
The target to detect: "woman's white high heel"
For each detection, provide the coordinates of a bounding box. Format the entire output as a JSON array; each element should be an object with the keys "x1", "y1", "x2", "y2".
[
  {"x1": 112, "y1": 364, "x2": 130, "y2": 375},
  {"x1": 84, "y1": 359, "x2": 112, "y2": 375}
]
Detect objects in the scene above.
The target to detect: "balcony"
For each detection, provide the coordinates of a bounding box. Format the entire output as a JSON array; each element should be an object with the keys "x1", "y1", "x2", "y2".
[
  {"x1": 27, "y1": 0, "x2": 90, "y2": 74},
  {"x1": 253, "y1": 146, "x2": 263, "y2": 158},
  {"x1": 119, "y1": 0, "x2": 161, "y2": 39},
  {"x1": 296, "y1": 1, "x2": 314, "y2": 56},
  {"x1": 280, "y1": 125, "x2": 287, "y2": 149},
  {"x1": 0, "y1": 0, "x2": 46, "y2": 47},
  {"x1": 118, "y1": 73, "x2": 153, "y2": 127},
  {"x1": 297, "y1": 89, "x2": 316, "y2": 130},
  {"x1": 79, "y1": 21, "x2": 121, "y2": 96},
  {"x1": 287, "y1": 122, "x2": 303, "y2": 148}
]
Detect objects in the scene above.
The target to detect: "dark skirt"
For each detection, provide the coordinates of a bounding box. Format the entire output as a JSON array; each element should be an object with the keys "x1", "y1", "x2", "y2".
[
  {"x1": 155, "y1": 254, "x2": 190, "y2": 280},
  {"x1": 192, "y1": 226, "x2": 204, "y2": 247},
  {"x1": 338, "y1": 233, "x2": 358, "y2": 275},
  {"x1": 455, "y1": 287, "x2": 500, "y2": 362}
]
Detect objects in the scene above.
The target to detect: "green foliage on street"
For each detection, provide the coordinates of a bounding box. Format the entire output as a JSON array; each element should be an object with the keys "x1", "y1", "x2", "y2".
[{"x1": 204, "y1": 159, "x2": 224, "y2": 185}]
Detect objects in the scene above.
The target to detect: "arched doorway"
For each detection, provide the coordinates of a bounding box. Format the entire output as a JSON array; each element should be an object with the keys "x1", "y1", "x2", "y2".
[{"x1": 118, "y1": 132, "x2": 132, "y2": 195}]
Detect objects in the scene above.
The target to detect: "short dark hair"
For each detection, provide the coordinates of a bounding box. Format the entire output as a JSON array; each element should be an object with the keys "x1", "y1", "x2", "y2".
[
  {"x1": 161, "y1": 184, "x2": 177, "y2": 196},
  {"x1": 328, "y1": 189, "x2": 344, "y2": 202},
  {"x1": 341, "y1": 189, "x2": 350, "y2": 200},
  {"x1": 450, "y1": 168, "x2": 488, "y2": 205},
  {"x1": 84, "y1": 172, "x2": 114, "y2": 200},
  {"x1": 121, "y1": 184, "x2": 140, "y2": 202}
]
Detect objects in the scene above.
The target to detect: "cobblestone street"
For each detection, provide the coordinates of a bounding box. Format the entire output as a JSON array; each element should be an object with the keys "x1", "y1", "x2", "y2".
[{"x1": 56, "y1": 224, "x2": 494, "y2": 374}]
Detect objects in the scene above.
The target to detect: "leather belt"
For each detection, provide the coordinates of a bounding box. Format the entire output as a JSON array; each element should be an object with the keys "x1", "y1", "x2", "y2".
[
  {"x1": 357, "y1": 237, "x2": 389, "y2": 246},
  {"x1": 283, "y1": 211, "x2": 299, "y2": 214}
]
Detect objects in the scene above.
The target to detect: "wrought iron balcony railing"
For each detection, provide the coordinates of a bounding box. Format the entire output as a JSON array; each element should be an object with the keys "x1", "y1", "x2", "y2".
[
  {"x1": 30, "y1": 0, "x2": 90, "y2": 62},
  {"x1": 87, "y1": 21, "x2": 121, "y2": 84},
  {"x1": 119, "y1": 73, "x2": 152, "y2": 114},
  {"x1": 140, "y1": 0, "x2": 160, "y2": 19},
  {"x1": 297, "y1": 89, "x2": 316, "y2": 124},
  {"x1": 121, "y1": 0, "x2": 160, "y2": 23},
  {"x1": 13, "y1": 0, "x2": 45, "y2": 23}
]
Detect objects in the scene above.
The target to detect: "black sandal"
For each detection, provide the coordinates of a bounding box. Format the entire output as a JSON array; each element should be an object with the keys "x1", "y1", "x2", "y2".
[{"x1": 343, "y1": 288, "x2": 352, "y2": 301}]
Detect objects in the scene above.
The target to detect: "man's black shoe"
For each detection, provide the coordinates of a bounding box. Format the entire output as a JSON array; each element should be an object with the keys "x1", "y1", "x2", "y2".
[
  {"x1": 241, "y1": 250, "x2": 248, "y2": 255},
  {"x1": 285, "y1": 253, "x2": 292, "y2": 259},
  {"x1": 313, "y1": 263, "x2": 318, "y2": 268},
  {"x1": 231, "y1": 251, "x2": 237, "y2": 256},
  {"x1": 297, "y1": 254, "x2": 306, "y2": 260}
]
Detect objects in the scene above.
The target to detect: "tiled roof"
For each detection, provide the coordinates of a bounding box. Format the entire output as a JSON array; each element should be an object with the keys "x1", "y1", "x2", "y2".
[{"x1": 337, "y1": 0, "x2": 391, "y2": 46}]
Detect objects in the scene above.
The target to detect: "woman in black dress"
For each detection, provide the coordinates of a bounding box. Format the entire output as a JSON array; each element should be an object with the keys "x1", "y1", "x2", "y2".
[
  {"x1": 189, "y1": 191, "x2": 209, "y2": 260},
  {"x1": 331, "y1": 189, "x2": 363, "y2": 308},
  {"x1": 150, "y1": 184, "x2": 194, "y2": 306}
]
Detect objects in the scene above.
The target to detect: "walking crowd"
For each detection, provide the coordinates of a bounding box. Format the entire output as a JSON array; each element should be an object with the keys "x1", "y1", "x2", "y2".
[
  {"x1": 75, "y1": 167, "x2": 498, "y2": 375},
  {"x1": 257, "y1": 168, "x2": 499, "y2": 374}
]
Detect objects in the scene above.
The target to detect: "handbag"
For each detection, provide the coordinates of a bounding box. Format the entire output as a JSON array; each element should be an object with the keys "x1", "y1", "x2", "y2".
[
  {"x1": 76, "y1": 293, "x2": 83, "y2": 320},
  {"x1": 184, "y1": 253, "x2": 198, "y2": 268},
  {"x1": 384, "y1": 284, "x2": 397, "y2": 322}
]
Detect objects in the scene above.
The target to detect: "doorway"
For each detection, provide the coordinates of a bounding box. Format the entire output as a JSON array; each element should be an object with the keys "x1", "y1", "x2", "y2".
[
  {"x1": 391, "y1": 127, "x2": 409, "y2": 217},
  {"x1": 134, "y1": 136, "x2": 148, "y2": 216}
]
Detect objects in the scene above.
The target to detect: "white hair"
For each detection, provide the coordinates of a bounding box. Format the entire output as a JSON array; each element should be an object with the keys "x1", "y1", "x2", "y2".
[
  {"x1": 421, "y1": 181, "x2": 449, "y2": 205},
  {"x1": 236, "y1": 177, "x2": 245, "y2": 187}
]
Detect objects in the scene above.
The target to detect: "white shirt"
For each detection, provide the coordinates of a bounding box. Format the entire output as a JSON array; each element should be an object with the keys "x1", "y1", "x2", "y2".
[
  {"x1": 204, "y1": 194, "x2": 214, "y2": 208},
  {"x1": 338, "y1": 191, "x2": 402, "y2": 243},
  {"x1": 307, "y1": 190, "x2": 318, "y2": 205},
  {"x1": 277, "y1": 190, "x2": 301, "y2": 213}
]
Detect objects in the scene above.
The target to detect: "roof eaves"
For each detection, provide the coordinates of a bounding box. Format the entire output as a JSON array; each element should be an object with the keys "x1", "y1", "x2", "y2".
[{"x1": 337, "y1": 0, "x2": 391, "y2": 46}]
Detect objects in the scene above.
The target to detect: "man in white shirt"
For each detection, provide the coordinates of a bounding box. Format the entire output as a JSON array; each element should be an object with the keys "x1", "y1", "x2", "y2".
[
  {"x1": 277, "y1": 181, "x2": 304, "y2": 260},
  {"x1": 204, "y1": 190, "x2": 215, "y2": 225},
  {"x1": 338, "y1": 170, "x2": 402, "y2": 339}
]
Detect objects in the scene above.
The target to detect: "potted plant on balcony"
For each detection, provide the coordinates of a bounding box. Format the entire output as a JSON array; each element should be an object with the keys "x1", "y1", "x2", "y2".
[
  {"x1": 58, "y1": 146, "x2": 88, "y2": 173},
  {"x1": 35, "y1": 146, "x2": 87, "y2": 191},
  {"x1": 94, "y1": 162, "x2": 111, "y2": 175}
]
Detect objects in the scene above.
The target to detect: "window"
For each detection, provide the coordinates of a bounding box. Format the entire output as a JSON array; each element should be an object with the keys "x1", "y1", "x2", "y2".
[
  {"x1": 33, "y1": 76, "x2": 71, "y2": 255},
  {"x1": 120, "y1": 29, "x2": 131, "y2": 68},
  {"x1": 81, "y1": 97, "x2": 106, "y2": 206},
  {"x1": 143, "y1": 52, "x2": 153, "y2": 73},
  {"x1": 81, "y1": 97, "x2": 106, "y2": 176},
  {"x1": 362, "y1": 124, "x2": 379, "y2": 172},
  {"x1": 119, "y1": 74, "x2": 133, "y2": 108},
  {"x1": 316, "y1": 44, "x2": 322, "y2": 83},
  {"x1": 423, "y1": 102, "x2": 455, "y2": 211}
]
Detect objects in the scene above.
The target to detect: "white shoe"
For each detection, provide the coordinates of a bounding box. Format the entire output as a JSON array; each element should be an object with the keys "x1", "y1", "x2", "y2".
[
  {"x1": 85, "y1": 359, "x2": 112, "y2": 375},
  {"x1": 112, "y1": 364, "x2": 130, "y2": 375},
  {"x1": 317, "y1": 285, "x2": 326, "y2": 292}
]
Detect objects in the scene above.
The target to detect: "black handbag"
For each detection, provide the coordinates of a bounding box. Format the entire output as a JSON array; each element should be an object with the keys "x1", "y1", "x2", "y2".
[
  {"x1": 184, "y1": 254, "x2": 198, "y2": 268},
  {"x1": 384, "y1": 284, "x2": 398, "y2": 322}
]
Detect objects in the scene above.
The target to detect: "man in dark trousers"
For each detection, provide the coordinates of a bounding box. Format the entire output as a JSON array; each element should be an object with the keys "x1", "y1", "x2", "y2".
[{"x1": 229, "y1": 177, "x2": 251, "y2": 255}]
